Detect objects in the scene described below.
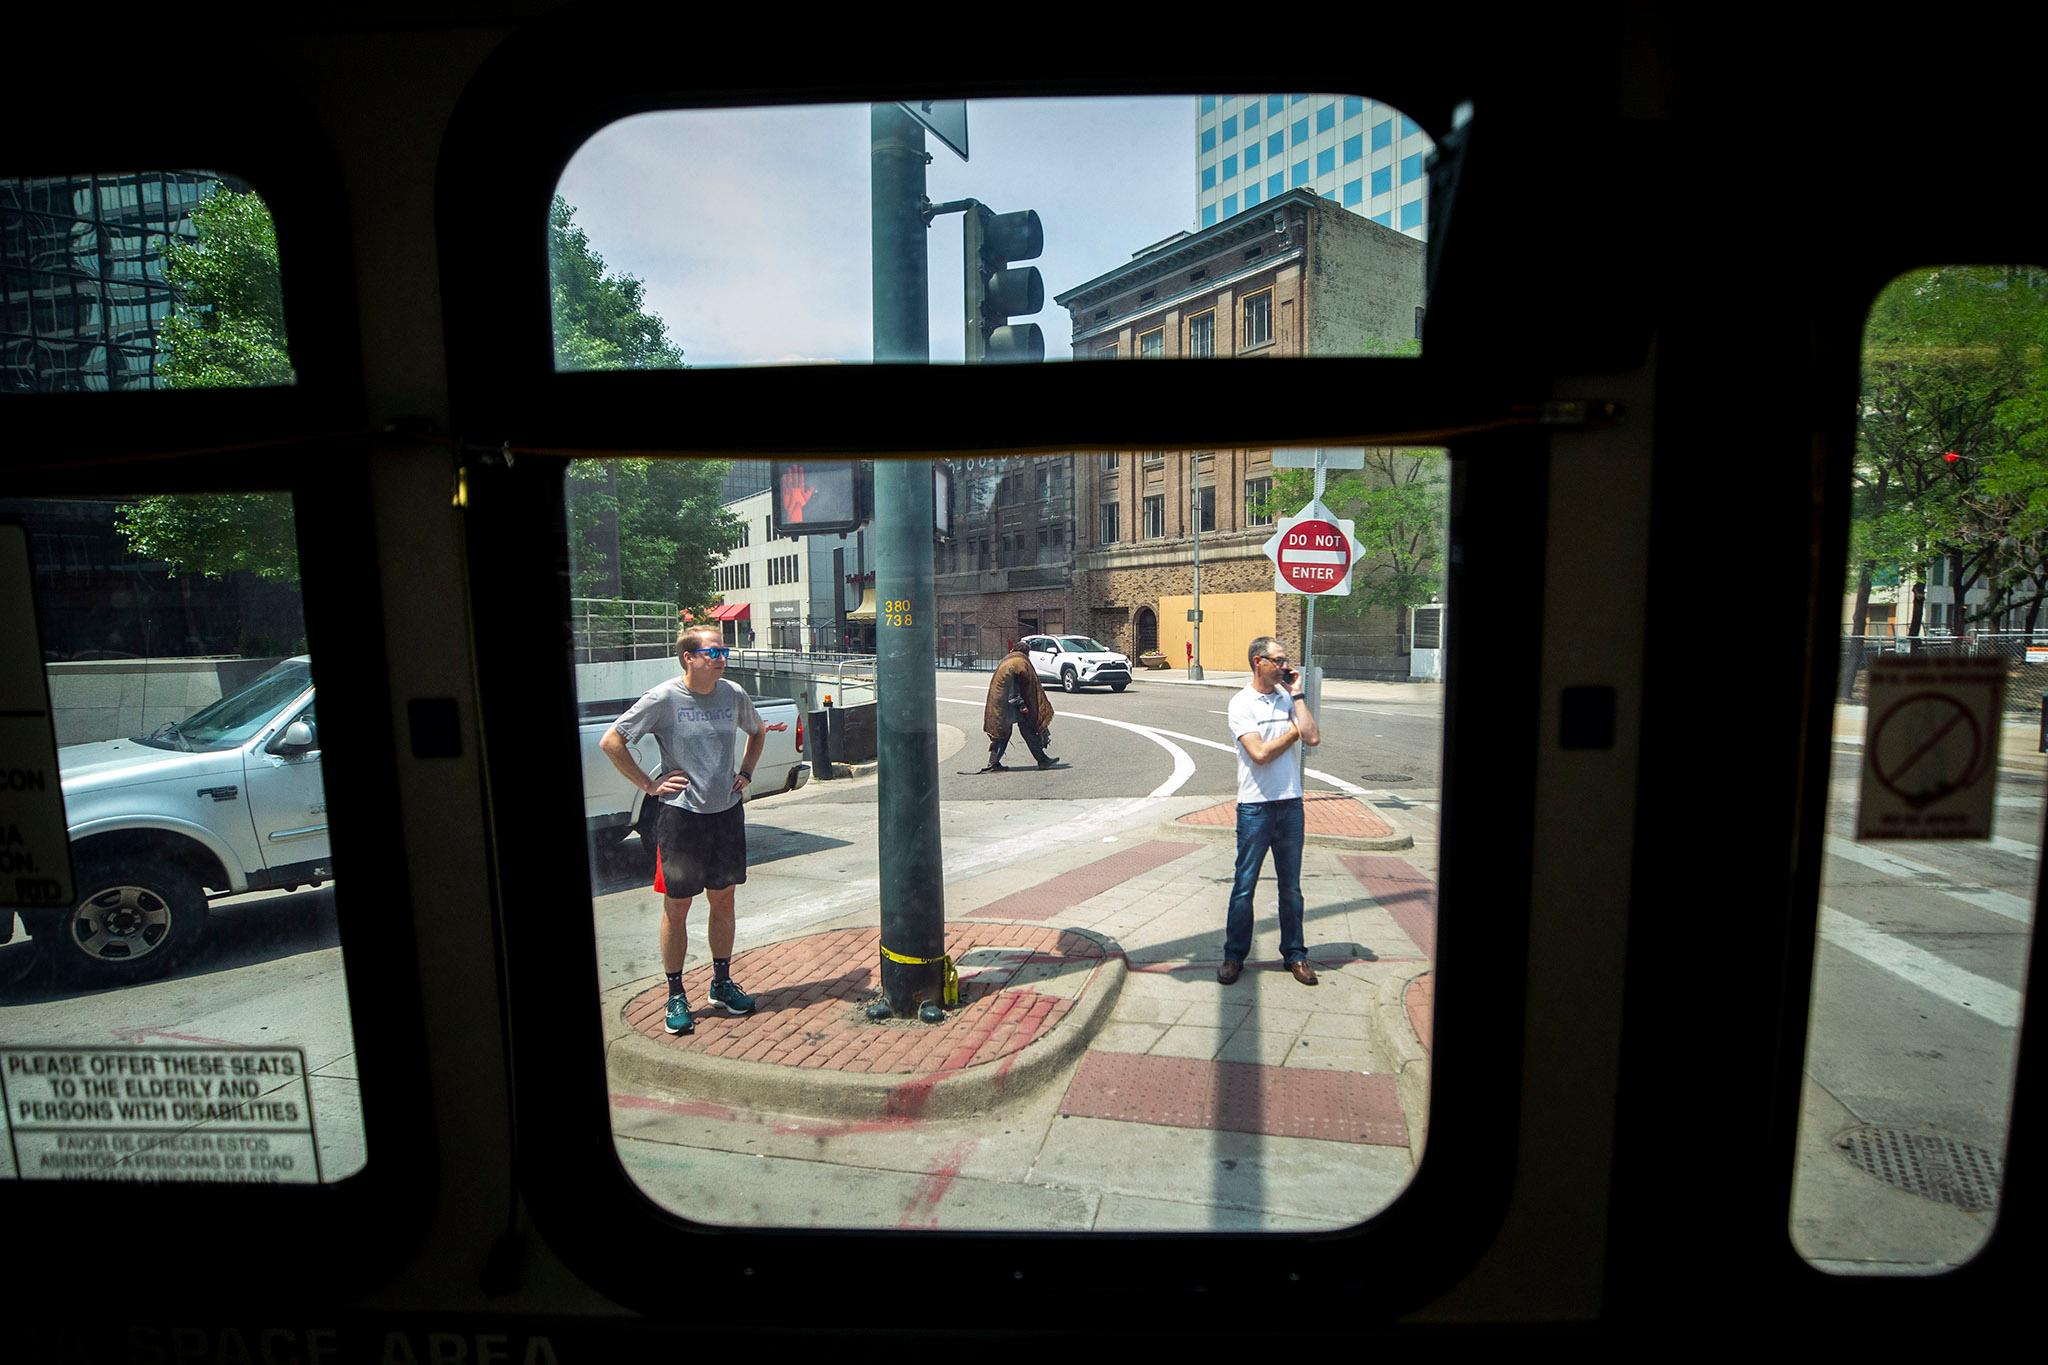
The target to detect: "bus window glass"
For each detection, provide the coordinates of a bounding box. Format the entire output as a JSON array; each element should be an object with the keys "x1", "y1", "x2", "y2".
[
  {"x1": 1790, "y1": 265, "x2": 2048, "y2": 1272},
  {"x1": 0, "y1": 493, "x2": 364, "y2": 1184},
  {"x1": 550, "y1": 94, "x2": 1434, "y2": 369},
  {"x1": 571, "y1": 447, "x2": 1448, "y2": 1230},
  {"x1": 2, "y1": 173, "x2": 294, "y2": 393}
]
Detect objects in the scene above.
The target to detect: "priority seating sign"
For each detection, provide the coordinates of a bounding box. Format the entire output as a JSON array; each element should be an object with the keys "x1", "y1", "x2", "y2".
[
  {"x1": 1263, "y1": 499, "x2": 1365, "y2": 597},
  {"x1": 1858, "y1": 656, "x2": 2007, "y2": 840}
]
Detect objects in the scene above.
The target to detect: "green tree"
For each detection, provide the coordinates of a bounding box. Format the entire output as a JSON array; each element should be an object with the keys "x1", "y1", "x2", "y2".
[
  {"x1": 550, "y1": 196, "x2": 685, "y2": 371},
  {"x1": 565, "y1": 459, "x2": 740, "y2": 614}
]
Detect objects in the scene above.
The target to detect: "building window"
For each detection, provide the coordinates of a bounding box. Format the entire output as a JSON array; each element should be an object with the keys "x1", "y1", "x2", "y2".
[
  {"x1": 1414, "y1": 306, "x2": 1426, "y2": 339},
  {"x1": 1373, "y1": 166, "x2": 1392, "y2": 197},
  {"x1": 1223, "y1": 194, "x2": 1237, "y2": 218},
  {"x1": 1195, "y1": 485, "x2": 1216, "y2": 532},
  {"x1": 1201, "y1": 204, "x2": 1217, "y2": 228},
  {"x1": 1143, "y1": 496, "x2": 1165, "y2": 539},
  {"x1": 1267, "y1": 132, "x2": 1284, "y2": 158},
  {"x1": 1201, "y1": 127, "x2": 1216, "y2": 153},
  {"x1": 1245, "y1": 141, "x2": 1261, "y2": 170},
  {"x1": 1266, "y1": 173, "x2": 1284, "y2": 199},
  {"x1": 1266, "y1": 95, "x2": 1284, "y2": 116},
  {"x1": 1344, "y1": 134, "x2": 1363, "y2": 164},
  {"x1": 1246, "y1": 477, "x2": 1274, "y2": 526},
  {"x1": 1222, "y1": 154, "x2": 1237, "y2": 180},
  {"x1": 1401, "y1": 114, "x2": 1423, "y2": 137},
  {"x1": 1187, "y1": 311, "x2": 1215, "y2": 357},
  {"x1": 1102, "y1": 452, "x2": 1119, "y2": 470},
  {"x1": 1142, "y1": 450, "x2": 1165, "y2": 469},
  {"x1": 1343, "y1": 178, "x2": 1363, "y2": 207},
  {"x1": 1222, "y1": 115, "x2": 1237, "y2": 141},
  {"x1": 1201, "y1": 165, "x2": 1217, "y2": 191},
  {"x1": 1245, "y1": 184, "x2": 1262, "y2": 208},
  {"x1": 738, "y1": 522, "x2": 749, "y2": 548},
  {"x1": 1138, "y1": 329, "x2": 1164, "y2": 359},
  {"x1": 1372, "y1": 119, "x2": 1393, "y2": 150},
  {"x1": 1316, "y1": 104, "x2": 1336, "y2": 133},
  {"x1": 1243, "y1": 290, "x2": 1273, "y2": 348},
  {"x1": 1316, "y1": 148, "x2": 1336, "y2": 177},
  {"x1": 1095, "y1": 343, "x2": 1118, "y2": 360},
  {"x1": 1291, "y1": 117, "x2": 1309, "y2": 146},
  {"x1": 1401, "y1": 152, "x2": 1425, "y2": 183},
  {"x1": 1291, "y1": 160, "x2": 1310, "y2": 188},
  {"x1": 1401, "y1": 198, "x2": 1424, "y2": 230},
  {"x1": 1099, "y1": 504, "x2": 1119, "y2": 545},
  {"x1": 1343, "y1": 95, "x2": 1363, "y2": 120},
  {"x1": 1201, "y1": 95, "x2": 1216, "y2": 114},
  {"x1": 1373, "y1": 211, "x2": 1392, "y2": 226}
]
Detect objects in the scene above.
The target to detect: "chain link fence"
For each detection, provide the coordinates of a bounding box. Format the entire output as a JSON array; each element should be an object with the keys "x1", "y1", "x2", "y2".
[{"x1": 1841, "y1": 633, "x2": 2048, "y2": 714}]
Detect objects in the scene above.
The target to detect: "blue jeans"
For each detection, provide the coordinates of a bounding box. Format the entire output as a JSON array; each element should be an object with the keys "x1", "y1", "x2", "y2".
[{"x1": 1225, "y1": 797, "x2": 1306, "y2": 963}]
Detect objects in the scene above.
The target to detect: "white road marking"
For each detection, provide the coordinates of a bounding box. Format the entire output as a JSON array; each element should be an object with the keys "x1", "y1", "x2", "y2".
[
  {"x1": 934, "y1": 698, "x2": 1196, "y2": 800},
  {"x1": 1130, "y1": 723, "x2": 1371, "y2": 796},
  {"x1": 1825, "y1": 836, "x2": 2034, "y2": 925},
  {"x1": 1819, "y1": 908, "x2": 2022, "y2": 1028}
]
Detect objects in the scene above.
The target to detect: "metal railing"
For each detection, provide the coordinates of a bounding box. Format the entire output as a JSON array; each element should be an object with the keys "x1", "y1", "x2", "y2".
[
  {"x1": 1840, "y1": 632, "x2": 2048, "y2": 711},
  {"x1": 569, "y1": 598, "x2": 677, "y2": 663}
]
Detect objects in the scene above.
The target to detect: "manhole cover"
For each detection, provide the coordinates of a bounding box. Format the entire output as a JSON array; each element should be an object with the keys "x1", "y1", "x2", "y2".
[
  {"x1": 1838, "y1": 1126, "x2": 2002, "y2": 1211},
  {"x1": 1359, "y1": 773, "x2": 1412, "y2": 784}
]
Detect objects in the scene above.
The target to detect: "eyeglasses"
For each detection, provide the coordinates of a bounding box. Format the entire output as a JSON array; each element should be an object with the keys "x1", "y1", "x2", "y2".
[
  {"x1": 1261, "y1": 655, "x2": 1289, "y2": 666},
  {"x1": 691, "y1": 646, "x2": 731, "y2": 660}
]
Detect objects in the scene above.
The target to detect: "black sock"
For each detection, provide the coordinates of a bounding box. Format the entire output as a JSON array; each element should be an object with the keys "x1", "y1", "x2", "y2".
[
  {"x1": 666, "y1": 971, "x2": 683, "y2": 996},
  {"x1": 713, "y1": 957, "x2": 730, "y2": 984}
]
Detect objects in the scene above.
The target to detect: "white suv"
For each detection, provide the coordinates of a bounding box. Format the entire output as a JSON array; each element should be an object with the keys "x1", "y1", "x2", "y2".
[{"x1": 1023, "y1": 635, "x2": 1132, "y2": 694}]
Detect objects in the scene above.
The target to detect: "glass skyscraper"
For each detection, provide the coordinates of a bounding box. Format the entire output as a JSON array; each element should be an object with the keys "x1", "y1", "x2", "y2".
[{"x1": 1194, "y1": 94, "x2": 1432, "y2": 239}]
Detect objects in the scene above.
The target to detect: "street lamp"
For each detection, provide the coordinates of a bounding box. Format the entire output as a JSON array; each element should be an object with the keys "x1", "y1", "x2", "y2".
[{"x1": 1189, "y1": 452, "x2": 1204, "y2": 680}]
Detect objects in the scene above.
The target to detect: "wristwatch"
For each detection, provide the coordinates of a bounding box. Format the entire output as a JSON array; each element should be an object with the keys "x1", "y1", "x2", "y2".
[{"x1": 739, "y1": 769, "x2": 754, "y2": 782}]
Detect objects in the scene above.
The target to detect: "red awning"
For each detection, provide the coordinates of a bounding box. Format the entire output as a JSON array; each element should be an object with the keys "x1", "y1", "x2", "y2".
[{"x1": 709, "y1": 603, "x2": 750, "y2": 621}]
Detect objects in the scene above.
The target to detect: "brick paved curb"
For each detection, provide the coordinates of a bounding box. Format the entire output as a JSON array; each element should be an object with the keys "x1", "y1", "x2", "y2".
[
  {"x1": 1172, "y1": 794, "x2": 1414, "y2": 852},
  {"x1": 1372, "y1": 961, "x2": 1435, "y2": 1157},
  {"x1": 604, "y1": 925, "x2": 1127, "y2": 1121}
]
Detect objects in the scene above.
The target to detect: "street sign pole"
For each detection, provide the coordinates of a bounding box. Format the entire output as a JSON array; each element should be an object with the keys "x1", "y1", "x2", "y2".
[
  {"x1": 870, "y1": 104, "x2": 944, "y2": 1019},
  {"x1": 1302, "y1": 451, "x2": 1327, "y2": 785}
]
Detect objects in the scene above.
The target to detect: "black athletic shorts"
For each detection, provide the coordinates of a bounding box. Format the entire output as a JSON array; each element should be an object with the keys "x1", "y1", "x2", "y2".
[{"x1": 653, "y1": 801, "x2": 747, "y2": 899}]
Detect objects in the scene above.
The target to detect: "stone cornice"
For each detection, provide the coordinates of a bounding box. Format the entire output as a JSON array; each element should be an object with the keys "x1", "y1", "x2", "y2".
[{"x1": 1053, "y1": 189, "x2": 1323, "y2": 316}]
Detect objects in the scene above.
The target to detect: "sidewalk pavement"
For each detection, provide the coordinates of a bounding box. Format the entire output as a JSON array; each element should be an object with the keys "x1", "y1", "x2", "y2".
[
  {"x1": 1135, "y1": 667, "x2": 1445, "y2": 705},
  {"x1": 599, "y1": 783, "x2": 1439, "y2": 1232}
]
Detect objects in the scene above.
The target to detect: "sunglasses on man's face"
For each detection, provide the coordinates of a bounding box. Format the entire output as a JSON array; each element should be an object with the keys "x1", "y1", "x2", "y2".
[{"x1": 692, "y1": 647, "x2": 731, "y2": 661}]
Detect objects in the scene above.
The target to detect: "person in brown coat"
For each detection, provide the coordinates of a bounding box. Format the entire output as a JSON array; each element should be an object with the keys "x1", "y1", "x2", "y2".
[{"x1": 981, "y1": 647, "x2": 1058, "y2": 771}]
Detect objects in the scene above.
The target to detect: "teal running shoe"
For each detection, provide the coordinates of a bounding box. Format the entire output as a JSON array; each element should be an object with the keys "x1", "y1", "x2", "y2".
[
  {"x1": 707, "y1": 978, "x2": 756, "y2": 1016},
  {"x1": 664, "y1": 993, "x2": 694, "y2": 1035}
]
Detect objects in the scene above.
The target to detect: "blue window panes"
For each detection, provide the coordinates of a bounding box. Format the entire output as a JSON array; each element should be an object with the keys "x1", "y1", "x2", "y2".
[
  {"x1": 1373, "y1": 211, "x2": 1392, "y2": 226},
  {"x1": 1344, "y1": 134, "x2": 1362, "y2": 164},
  {"x1": 1343, "y1": 177, "x2": 1363, "y2": 206},
  {"x1": 1266, "y1": 95, "x2": 1284, "y2": 116},
  {"x1": 1343, "y1": 95, "x2": 1363, "y2": 120},
  {"x1": 1316, "y1": 104, "x2": 1335, "y2": 133},
  {"x1": 1203, "y1": 204, "x2": 1218, "y2": 227},
  {"x1": 1290, "y1": 159, "x2": 1309, "y2": 187},
  {"x1": 1223, "y1": 154, "x2": 1237, "y2": 179},
  {"x1": 1245, "y1": 142, "x2": 1261, "y2": 169},
  {"x1": 1244, "y1": 102, "x2": 1260, "y2": 126},
  {"x1": 1401, "y1": 152, "x2": 1425, "y2": 183},
  {"x1": 1201, "y1": 127, "x2": 1216, "y2": 153},
  {"x1": 1245, "y1": 183, "x2": 1262, "y2": 207},
  {"x1": 1201, "y1": 95, "x2": 1217, "y2": 114},
  {"x1": 1202, "y1": 165, "x2": 1217, "y2": 190},
  {"x1": 1291, "y1": 118, "x2": 1309, "y2": 145},
  {"x1": 1316, "y1": 148, "x2": 1335, "y2": 176},
  {"x1": 1401, "y1": 198, "x2": 1423, "y2": 229},
  {"x1": 1267, "y1": 173, "x2": 1283, "y2": 198},
  {"x1": 1223, "y1": 194, "x2": 1237, "y2": 217},
  {"x1": 1371, "y1": 120, "x2": 1393, "y2": 150},
  {"x1": 1323, "y1": 189, "x2": 1337, "y2": 201},
  {"x1": 1268, "y1": 132, "x2": 1284, "y2": 158},
  {"x1": 1222, "y1": 116, "x2": 1237, "y2": 141},
  {"x1": 1372, "y1": 166, "x2": 1392, "y2": 196},
  {"x1": 1401, "y1": 114, "x2": 1422, "y2": 138},
  {"x1": 1290, "y1": 93, "x2": 1307, "y2": 104}
]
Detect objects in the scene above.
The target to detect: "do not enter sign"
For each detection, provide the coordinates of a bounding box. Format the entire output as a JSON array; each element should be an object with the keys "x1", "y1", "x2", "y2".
[{"x1": 1262, "y1": 500, "x2": 1365, "y2": 596}]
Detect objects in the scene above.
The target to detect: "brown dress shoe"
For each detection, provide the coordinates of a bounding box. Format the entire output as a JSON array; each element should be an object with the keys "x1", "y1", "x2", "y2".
[
  {"x1": 1286, "y1": 958, "x2": 1319, "y2": 986},
  {"x1": 1216, "y1": 958, "x2": 1244, "y2": 985}
]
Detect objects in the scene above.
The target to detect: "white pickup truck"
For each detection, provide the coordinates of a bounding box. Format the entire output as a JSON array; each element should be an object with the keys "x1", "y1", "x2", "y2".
[
  {"x1": 24, "y1": 658, "x2": 804, "y2": 985},
  {"x1": 577, "y1": 693, "x2": 807, "y2": 848}
]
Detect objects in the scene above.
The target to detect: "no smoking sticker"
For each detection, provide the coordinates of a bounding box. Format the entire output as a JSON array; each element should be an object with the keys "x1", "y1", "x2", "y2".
[{"x1": 1858, "y1": 658, "x2": 2006, "y2": 841}]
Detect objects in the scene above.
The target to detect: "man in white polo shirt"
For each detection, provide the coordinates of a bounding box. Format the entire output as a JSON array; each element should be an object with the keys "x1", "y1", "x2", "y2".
[{"x1": 1219, "y1": 635, "x2": 1321, "y2": 986}]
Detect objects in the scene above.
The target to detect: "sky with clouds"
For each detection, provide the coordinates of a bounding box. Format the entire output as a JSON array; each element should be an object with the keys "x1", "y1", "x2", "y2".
[{"x1": 555, "y1": 97, "x2": 1195, "y2": 367}]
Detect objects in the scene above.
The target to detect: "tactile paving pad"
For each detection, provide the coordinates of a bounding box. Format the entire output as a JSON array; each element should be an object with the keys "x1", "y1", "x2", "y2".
[
  {"x1": 968, "y1": 840, "x2": 1201, "y2": 920},
  {"x1": 1341, "y1": 855, "x2": 1436, "y2": 958},
  {"x1": 1057, "y1": 1050, "x2": 1407, "y2": 1146},
  {"x1": 1178, "y1": 791, "x2": 1396, "y2": 838}
]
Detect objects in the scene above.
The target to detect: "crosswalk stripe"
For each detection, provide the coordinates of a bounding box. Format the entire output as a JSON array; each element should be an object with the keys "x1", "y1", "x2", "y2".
[
  {"x1": 1819, "y1": 908, "x2": 2023, "y2": 1028},
  {"x1": 1824, "y1": 837, "x2": 2035, "y2": 926}
]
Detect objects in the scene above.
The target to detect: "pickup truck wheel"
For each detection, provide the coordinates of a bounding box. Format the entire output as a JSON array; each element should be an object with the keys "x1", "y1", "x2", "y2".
[
  {"x1": 635, "y1": 799, "x2": 662, "y2": 854},
  {"x1": 1061, "y1": 667, "x2": 1080, "y2": 693},
  {"x1": 41, "y1": 857, "x2": 207, "y2": 986}
]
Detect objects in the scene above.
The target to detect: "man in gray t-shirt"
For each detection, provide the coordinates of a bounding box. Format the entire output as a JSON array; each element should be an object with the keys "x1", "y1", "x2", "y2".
[{"x1": 599, "y1": 626, "x2": 766, "y2": 1036}]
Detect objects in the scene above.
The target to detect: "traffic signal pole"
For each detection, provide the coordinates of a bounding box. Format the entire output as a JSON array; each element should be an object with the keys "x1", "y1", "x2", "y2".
[{"x1": 869, "y1": 104, "x2": 946, "y2": 1018}]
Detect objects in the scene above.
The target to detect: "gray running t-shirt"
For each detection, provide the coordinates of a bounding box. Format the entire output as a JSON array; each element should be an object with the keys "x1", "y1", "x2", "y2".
[{"x1": 613, "y1": 677, "x2": 763, "y2": 816}]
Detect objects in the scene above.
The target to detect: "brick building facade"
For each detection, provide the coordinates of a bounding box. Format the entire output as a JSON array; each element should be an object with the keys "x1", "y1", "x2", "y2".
[{"x1": 1053, "y1": 188, "x2": 1425, "y2": 673}]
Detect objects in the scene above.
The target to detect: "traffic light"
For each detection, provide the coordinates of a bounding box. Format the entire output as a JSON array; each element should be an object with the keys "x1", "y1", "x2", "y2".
[
  {"x1": 770, "y1": 460, "x2": 872, "y2": 537},
  {"x1": 963, "y1": 205, "x2": 1045, "y2": 363}
]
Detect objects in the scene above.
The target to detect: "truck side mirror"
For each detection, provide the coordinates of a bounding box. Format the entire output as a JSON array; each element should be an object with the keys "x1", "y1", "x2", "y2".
[{"x1": 270, "y1": 720, "x2": 316, "y2": 754}]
